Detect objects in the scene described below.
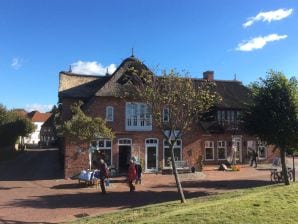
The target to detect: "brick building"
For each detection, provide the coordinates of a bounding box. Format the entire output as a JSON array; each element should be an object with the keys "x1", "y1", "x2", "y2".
[{"x1": 58, "y1": 56, "x2": 274, "y2": 178}]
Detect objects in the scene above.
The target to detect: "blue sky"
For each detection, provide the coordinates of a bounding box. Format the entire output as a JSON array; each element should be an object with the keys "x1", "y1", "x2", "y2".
[{"x1": 0, "y1": 0, "x2": 297, "y2": 112}]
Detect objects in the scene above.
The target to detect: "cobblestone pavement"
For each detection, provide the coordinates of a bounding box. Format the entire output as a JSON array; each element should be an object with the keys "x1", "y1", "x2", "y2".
[{"x1": 0, "y1": 149, "x2": 295, "y2": 224}]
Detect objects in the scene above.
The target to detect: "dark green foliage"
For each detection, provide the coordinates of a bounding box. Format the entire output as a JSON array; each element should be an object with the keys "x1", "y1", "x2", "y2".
[
  {"x1": 0, "y1": 104, "x2": 35, "y2": 148},
  {"x1": 61, "y1": 101, "x2": 114, "y2": 147},
  {"x1": 242, "y1": 71, "x2": 298, "y2": 185}
]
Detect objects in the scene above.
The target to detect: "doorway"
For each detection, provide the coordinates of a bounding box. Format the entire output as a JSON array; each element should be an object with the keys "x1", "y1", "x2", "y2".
[
  {"x1": 232, "y1": 136, "x2": 242, "y2": 163},
  {"x1": 118, "y1": 145, "x2": 131, "y2": 173},
  {"x1": 145, "y1": 138, "x2": 158, "y2": 172}
]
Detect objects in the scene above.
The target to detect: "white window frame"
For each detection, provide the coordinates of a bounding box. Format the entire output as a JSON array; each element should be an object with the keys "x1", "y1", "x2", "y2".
[
  {"x1": 125, "y1": 102, "x2": 152, "y2": 131},
  {"x1": 118, "y1": 138, "x2": 132, "y2": 146},
  {"x1": 205, "y1": 141, "x2": 214, "y2": 161},
  {"x1": 106, "y1": 106, "x2": 114, "y2": 122},
  {"x1": 217, "y1": 141, "x2": 227, "y2": 160},
  {"x1": 163, "y1": 106, "x2": 170, "y2": 123},
  {"x1": 145, "y1": 138, "x2": 159, "y2": 172},
  {"x1": 90, "y1": 139, "x2": 113, "y2": 166},
  {"x1": 163, "y1": 139, "x2": 182, "y2": 168}
]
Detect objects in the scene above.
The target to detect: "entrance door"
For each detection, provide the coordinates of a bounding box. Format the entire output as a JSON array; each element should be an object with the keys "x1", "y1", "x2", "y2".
[
  {"x1": 232, "y1": 136, "x2": 242, "y2": 163},
  {"x1": 145, "y1": 138, "x2": 158, "y2": 172},
  {"x1": 118, "y1": 145, "x2": 131, "y2": 173},
  {"x1": 146, "y1": 145, "x2": 158, "y2": 171}
]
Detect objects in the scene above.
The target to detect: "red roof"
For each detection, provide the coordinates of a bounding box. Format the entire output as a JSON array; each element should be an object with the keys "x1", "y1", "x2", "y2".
[{"x1": 27, "y1": 111, "x2": 52, "y2": 122}]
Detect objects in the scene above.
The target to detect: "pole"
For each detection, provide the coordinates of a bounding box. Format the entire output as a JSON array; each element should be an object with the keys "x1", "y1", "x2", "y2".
[{"x1": 293, "y1": 154, "x2": 296, "y2": 182}]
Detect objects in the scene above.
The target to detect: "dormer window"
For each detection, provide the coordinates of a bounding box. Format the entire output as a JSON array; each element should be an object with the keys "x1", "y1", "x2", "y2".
[
  {"x1": 217, "y1": 110, "x2": 239, "y2": 127},
  {"x1": 106, "y1": 106, "x2": 114, "y2": 122}
]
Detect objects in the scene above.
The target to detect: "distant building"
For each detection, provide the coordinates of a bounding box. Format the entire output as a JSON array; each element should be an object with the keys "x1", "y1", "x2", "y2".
[
  {"x1": 40, "y1": 114, "x2": 57, "y2": 147},
  {"x1": 24, "y1": 111, "x2": 51, "y2": 145}
]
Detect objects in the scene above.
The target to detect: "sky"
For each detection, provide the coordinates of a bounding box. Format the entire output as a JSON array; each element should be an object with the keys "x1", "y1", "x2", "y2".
[{"x1": 0, "y1": 0, "x2": 297, "y2": 112}]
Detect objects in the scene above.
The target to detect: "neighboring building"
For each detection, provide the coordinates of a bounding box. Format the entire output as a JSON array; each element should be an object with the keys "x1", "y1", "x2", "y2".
[
  {"x1": 24, "y1": 111, "x2": 52, "y2": 145},
  {"x1": 58, "y1": 55, "x2": 275, "y2": 178},
  {"x1": 40, "y1": 114, "x2": 57, "y2": 147}
]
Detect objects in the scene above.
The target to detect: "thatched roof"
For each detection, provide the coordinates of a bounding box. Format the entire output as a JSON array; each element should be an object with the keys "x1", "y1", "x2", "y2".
[
  {"x1": 58, "y1": 72, "x2": 110, "y2": 99},
  {"x1": 58, "y1": 56, "x2": 251, "y2": 110}
]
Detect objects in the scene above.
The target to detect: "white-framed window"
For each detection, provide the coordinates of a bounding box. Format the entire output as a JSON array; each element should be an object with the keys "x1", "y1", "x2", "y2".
[
  {"x1": 163, "y1": 139, "x2": 182, "y2": 167},
  {"x1": 257, "y1": 141, "x2": 267, "y2": 159},
  {"x1": 106, "y1": 106, "x2": 114, "y2": 122},
  {"x1": 217, "y1": 141, "x2": 227, "y2": 160},
  {"x1": 205, "y1": 141, "x2": 214, "y2": 160},
  {"x1": 217, "y1": 110, "x2": 239, "y2": 126},
  {"x1": 91, "y1": 139, "x2": 112, "y2": 166},
  {"x1": 146, "y1": 138, "x2": 158, "y2": 145},
  {"x1": 163, "y1": 106, "x2": 170, "y2": 122},
  {"x1": 125, "y1": 102, "x2": 152, "y2": 131},
  {"x1": 118, "y1": 138, "x2": 132, "y2": 146}
]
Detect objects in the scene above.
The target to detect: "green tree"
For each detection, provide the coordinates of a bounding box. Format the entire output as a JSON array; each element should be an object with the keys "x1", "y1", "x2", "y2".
[
  {"x1": 242, "y1": 71, "x2": 298, "y2": 185},
  {"x1": 0, "y1": 104, "x2": 35, "y2": 148},
  {"x1": 61, "y1": 101, "x2": 114, "y2": 150},
  {"x1": 122, "y1": 69, "x2": 220, "y2": 203}
]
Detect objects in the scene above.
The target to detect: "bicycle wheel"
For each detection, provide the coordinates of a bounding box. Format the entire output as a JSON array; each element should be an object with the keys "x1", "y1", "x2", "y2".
[
  {"x1": 288, "y1": 170, "x2": 293, "y2": 181},
  {"x1": 270, "y1": 171, "x2": 277, "y2": 183}
]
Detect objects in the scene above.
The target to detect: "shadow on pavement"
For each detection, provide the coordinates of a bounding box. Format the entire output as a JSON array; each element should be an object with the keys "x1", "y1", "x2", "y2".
[
  {"x1": 7, "y1": 190, "x2": 210, "y2": 210},
  {"x1": 0, "y1": 219, "x2": 53, "y2": 224},
  {"x1": 0, "y1": 149, "x2": 63, "y2": 181}
]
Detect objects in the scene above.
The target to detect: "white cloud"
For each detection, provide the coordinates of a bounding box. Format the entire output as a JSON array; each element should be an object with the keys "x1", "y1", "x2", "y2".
[
  {"x1": 71, "y1": 61, "x2": 117, "y2": 76},
  {"x1": 243, "y1": 8, "x2": 293, "y2": 28},
  {"x1": 236, "y1": 34, "x2": 287, "y2": 52},
  {"x1": 11, "y1": 57, "x2": 24, "y2": 70},
  {"x1": 25, "y1": 104, "x2": 54, "y2": 113}
]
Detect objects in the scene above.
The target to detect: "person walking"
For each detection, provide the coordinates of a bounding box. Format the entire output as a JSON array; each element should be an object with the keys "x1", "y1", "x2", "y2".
[
  {"x1": 135, "y1": 162, "x2": 142, "y2": 184},
  {"x1": 250, "y1": 149, "x2": 258, "y2": 168},
  {"x1": 99, "y1": 159, "x2": 109, "y2": 194},
  {"x1": 128, "y1": 159, "x2": 137, "y2": 192}
]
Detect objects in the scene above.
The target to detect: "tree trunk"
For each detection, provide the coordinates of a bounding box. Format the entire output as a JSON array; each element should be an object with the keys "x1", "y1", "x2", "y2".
[
  {"x1": 170, "y1": 144, "x2": 186, "y2": 203},
  {"x1": 280, "y1": 149, "x2": 290, "y2": 185}
]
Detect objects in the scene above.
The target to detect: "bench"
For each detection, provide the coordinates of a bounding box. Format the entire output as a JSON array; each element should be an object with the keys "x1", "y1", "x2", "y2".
[{"x1": 162, "y1": 160, "x2": 191, "y2": 174}]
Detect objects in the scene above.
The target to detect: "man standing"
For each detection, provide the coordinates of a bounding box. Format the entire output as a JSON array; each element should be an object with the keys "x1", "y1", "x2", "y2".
[{"x1": 99, "y1": 159, "x2": 109, "y2": 194}]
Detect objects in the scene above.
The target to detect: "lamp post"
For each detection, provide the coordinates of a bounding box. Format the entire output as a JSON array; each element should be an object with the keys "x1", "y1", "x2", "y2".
[{"x1": 293, "y1": 153, "x2": 296, "y2": 182}]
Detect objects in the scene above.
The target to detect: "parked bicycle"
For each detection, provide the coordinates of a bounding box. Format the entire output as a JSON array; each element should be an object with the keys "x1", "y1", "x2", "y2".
[{"x1": 270, "y1": 167, "x2": 293, "y2": 183}]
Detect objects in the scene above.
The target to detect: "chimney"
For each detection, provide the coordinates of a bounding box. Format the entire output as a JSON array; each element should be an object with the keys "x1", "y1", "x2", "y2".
[{"x1": 203, "y1": 71, "x2": 214, "y2": 81}]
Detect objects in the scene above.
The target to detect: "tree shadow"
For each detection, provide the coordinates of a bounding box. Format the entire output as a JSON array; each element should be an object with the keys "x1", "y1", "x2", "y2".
[
  {"x1": 0, "y1": 219, "x2": 53, "y2": 224},
  {"x1": 151, "y1": 179, "x2": 273, "y2": 190},
  {"x1": 7, "y1": 190, "x2": 211, "y2": 211}
]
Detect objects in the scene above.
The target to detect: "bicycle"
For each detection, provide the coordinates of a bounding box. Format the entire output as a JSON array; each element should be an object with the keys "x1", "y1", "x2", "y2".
[{"x1": 270, "y1": 167, "x2": 293, "y2": 183}]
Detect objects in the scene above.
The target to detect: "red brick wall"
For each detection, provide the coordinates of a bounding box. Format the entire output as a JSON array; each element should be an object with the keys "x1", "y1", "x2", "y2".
[{"x1": 61, "y1": 96, "x2": 277, "y2": 178}]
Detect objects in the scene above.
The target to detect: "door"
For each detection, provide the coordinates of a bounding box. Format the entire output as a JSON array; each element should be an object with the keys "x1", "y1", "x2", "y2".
[
  {"x1": 118, "y1": 145, "x2": 131, "y2": 173},
  {"x1": 232, "y1": 136, "x2": 242, "y2": 163},
  {"x1": 146, "y1": 145, "x2": 158, "y2": 171}
]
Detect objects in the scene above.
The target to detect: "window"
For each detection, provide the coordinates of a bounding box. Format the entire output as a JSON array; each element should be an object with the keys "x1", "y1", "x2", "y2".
[
  {"x1": 118, "y1": 138, "x2": 132, "y2": 145},
  {"x1": 106, "y1": 106, "x2": 114, "y2": 122},
  {"x1": 146, "y1": 138, "x2": 158, "y2": 144},
  {"x1": 257, "y1": 141, "x2": 267, "y2": 159},
  {"x1": 205, "y1": 141, "x2": 214, "y2": 160},
  {"x1": 217, "y1": 141, "x2": 227, "y2": 160},
  {"x1": 217, "y1": 110, "x2": 239, "y2": 127},
  {"x1": 91, "y1": 139, "x2": 112, "y2": 166},
  {"x1": 163, "y1": 107, "x2": 169, "y2": 122},
  {"x1": 126, "y1": 102, "x2": 152, "y2": 131},
  {"x1": 163, "y1": 139, "x2": 182, "y2": 167}
]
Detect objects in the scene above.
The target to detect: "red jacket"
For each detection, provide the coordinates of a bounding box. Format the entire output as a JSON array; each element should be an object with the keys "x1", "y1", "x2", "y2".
[{"x1": 128, "y1": 164, "x2": 137, "y2": 181}]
